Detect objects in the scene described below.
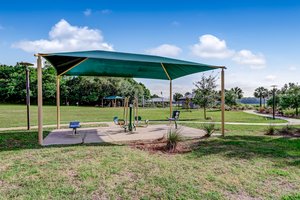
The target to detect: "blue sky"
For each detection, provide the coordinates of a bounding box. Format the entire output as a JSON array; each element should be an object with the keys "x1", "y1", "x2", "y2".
[{"x1": 0, "y1": 0, "x2": 300, "y2": 96}]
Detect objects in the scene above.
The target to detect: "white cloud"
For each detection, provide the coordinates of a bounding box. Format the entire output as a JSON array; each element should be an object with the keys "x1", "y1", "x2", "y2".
[
  {"x1": 83, "y1": 9, "x2": 92, "y2": 16},
  {"x1": 265, "y1": 75, "x2": 277, "y2": 81},
  {"x1": 191, "y1": 34, "x2": 234, "y2": 59},
  {"x1": 100, "y1": 9, "x2": 112, "y2": 14},
  {"x1": 288, "y1": 66, "x2": 297, "y2": 71},
  {"x1": 146, "y1": 44, "x2": 182, "y2": 57},
  {"x1": 171, "y1": 21, "x2": 180, "y2": 27},
  {"x1": 191, "y1": 34, "x2": 267, "y2": 69},
  {"x1": 233, "y1": 50, "x2": 266, "y2": 69},
  {"x1": 12, "y1": 19, "x2": 113, "y2": 53}
]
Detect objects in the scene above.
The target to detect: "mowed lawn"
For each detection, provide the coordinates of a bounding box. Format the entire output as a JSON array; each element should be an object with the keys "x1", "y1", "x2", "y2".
[
  {"x1": 0, "y1": 104, "x2": 285, "y2": 128},
  {"x1": 0, "y1": 125, "x2": 299, "y2": 199}
]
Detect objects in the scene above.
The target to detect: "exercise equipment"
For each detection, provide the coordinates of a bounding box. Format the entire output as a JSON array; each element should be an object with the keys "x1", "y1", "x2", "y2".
[{"x1": 113, "y1": 96, "x2": 148, "y2": 132}]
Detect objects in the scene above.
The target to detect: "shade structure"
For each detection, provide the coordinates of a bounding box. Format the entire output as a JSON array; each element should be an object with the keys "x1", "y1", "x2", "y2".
[
  {"x1": 42, "y1": 50, "x2": 221, "y2": 80},
  {"x1": 103, "y1": 95, "x2": 124, "y2": 100},
  {"x1": 36, "y1": 50, "x2": 226, "y2": 145}
]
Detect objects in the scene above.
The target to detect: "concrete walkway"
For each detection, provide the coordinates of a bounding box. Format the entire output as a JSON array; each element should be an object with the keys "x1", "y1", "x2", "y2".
[
  {"x1": 244, "y1": 110, "x2": 300, "y2": 125},
  {"x1": 43, "y1": 124, "x2": 205, "y2": 146}
]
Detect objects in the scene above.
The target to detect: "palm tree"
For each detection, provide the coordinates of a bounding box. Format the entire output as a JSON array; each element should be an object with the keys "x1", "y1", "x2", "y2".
[
  {"x1": 262, "y1": 88, "x2": 269, "y2": 108},
  {"x1": 254, "y1": 87, "x2": 268, "y2": 109},
  {"x1": 231, "y1": 87, "x2": 244, "y2": 99}
]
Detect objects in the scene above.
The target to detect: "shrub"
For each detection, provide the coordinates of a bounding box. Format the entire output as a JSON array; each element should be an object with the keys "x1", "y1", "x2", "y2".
[
  {"x1": 265, "y1": 125, "x2": 276, "y2": 135},
  {"x1": 259, "y1": 108, "x2": 265, "y2": 113},
  {"x1": 202, "y1": 123, "x2": 215, "y2": 137},
  {"x1": 206, "y1": 116, "x2": 213, "y2": 120},
  {"x1": 283, "y1": 109, "x2": 296, "y2": 117},
  {"x1": 166, "y1": 128, "x2": 182, "y2": 152},
  {"x1": 278, "y1": 125, "x2": 294, "y2": 135}
]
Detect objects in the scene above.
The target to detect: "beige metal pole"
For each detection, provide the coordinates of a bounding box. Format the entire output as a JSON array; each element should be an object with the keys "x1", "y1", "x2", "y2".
[
  {"x1": 170, "y1": 80, "x2": 172, "y2": 118},
  {"x1": 56, "y1": 76, "x2": 61, "y2": 129},
  {"x1": 37, "y1": 55, "x2": 43, "y2": 145},
  {"x1": 221, "y1": 68, "x2": 225, "y2": 136}
]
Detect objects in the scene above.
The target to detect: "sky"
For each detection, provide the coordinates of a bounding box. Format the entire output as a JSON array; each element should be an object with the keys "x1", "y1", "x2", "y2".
[{"x1": 0, "y1": 0, "x2": 300, "y2": 97}]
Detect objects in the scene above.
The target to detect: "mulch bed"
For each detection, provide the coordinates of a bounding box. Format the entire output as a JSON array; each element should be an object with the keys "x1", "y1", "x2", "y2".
[
  {"x1": 277, "y1": 129, "x2": 300, "y2": 138},
  {"x1": 267, "y1": 127, "x2": 300, "y2": 138},
  {"x1": 128, "y1": 136, "x2": 207, "y2": 154}
]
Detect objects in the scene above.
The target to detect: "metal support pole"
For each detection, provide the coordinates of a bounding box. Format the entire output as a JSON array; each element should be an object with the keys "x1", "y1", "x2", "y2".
[
  {"x1": 170, "y1": 80, "x2": 172, "y2": 118},
  {"x1": 37, "y1": 56, "x2": 43, "y2": 145},
  {"x1": 129, "y1": 104, "x2": 133, "y2": 132},
  {"x1": 221, "y1": 68, "x2": 225, "y2": 137},
  {"x1": 25, "y1": 66, "x2": 30, "y2": 130},
  {"x1": 273, "y1": 88, "x2": 275, "y2": 120},
  {"x1": 56, "y1": 76, "x2": 61, "y2": 129}
]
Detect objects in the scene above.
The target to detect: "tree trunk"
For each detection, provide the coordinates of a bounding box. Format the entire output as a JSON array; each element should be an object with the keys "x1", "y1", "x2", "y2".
[
  {"x1": 296, "y1": 107, "x2": 299, "y2": 116},
  {"x1": 259, "y1": 96, "x2": 262, "y2": 109},
  {"x1": 204, "y1": 106, "x2": 207, "y2": 120}
]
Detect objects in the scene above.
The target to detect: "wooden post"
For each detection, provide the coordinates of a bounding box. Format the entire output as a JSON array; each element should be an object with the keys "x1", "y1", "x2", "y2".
[
  {"x1": 25, "y1": 66, "x2": 30, "y2": 130},
  {"x1": 56, "y1": 76, "x2": 61, "y2": 129},
  {"x1": 170, "y1": 80, "x2": 172, "y2": 118},
  {"x1": 221, "y1": 68, "x2": 225, "y2": 137},
  {"x1": 37, "y1": 55, "x2": 43, "y2": 145}
]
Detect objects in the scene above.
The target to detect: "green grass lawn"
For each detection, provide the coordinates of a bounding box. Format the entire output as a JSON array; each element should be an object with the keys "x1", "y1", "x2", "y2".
[
  {"x1": 0, "y1": 104, "x2": 285, "y2": 128},
  {"x1": 0, "y1": 125, "x2": 299, "y2": 199}
]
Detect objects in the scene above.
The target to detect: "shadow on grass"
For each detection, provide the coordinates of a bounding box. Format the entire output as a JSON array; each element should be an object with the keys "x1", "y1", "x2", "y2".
[
  {"x1": 0, "y1": 130, "x2": 123, "y2": 152},
  {"x1": 190, "y1": 135, "x2": 300, "y2": 166}
]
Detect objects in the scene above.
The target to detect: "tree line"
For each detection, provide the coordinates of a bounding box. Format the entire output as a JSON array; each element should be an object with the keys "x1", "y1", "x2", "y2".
[
  {"x1": 170, "y1": 74, "x2": 244, "y2": 119},
  {"x1": 0, "y1": 64, "x2": 151, "y2": 105},
  {"x1": 254, "y1": 84, "x2": 300, "y2": 116}
]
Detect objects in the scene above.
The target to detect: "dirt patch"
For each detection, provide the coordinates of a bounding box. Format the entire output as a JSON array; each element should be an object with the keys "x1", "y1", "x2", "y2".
[
  {"x1": 224, "y1": 191, "x2": 262, "y2": 200},
  {"x1": 128, "y1": 136, "x2": 207, "y2": 154}
]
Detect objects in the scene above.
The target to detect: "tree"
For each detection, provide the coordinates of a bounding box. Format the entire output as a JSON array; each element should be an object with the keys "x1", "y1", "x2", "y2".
[
  {"x1": 193, "y1": 74, "x2": 217, "y2": 119},
  {"x1": 231, "y1": 87, "x2": 243, "y2": 99},
  {"x1": 185, "y1": 92, "x2": 191, "y2": 96},
  {"x1": 151, "y1": 94, "x2": 159, "y2": 98},
  {"x1": 254, "y1": 87, "x2": 268, "y2": 108},
  {"x1": 225, "y1": 90, "x2": 238, "y2": 107},
  {"x1": 173, "y1": 93, "x2": 183, "y2": 108},
  {"x1": 279, "y1": 84, "x2": 300, "y2": 116},
  {"x1": 0, "y1": 64, "x2": 152, "y2": 106}
]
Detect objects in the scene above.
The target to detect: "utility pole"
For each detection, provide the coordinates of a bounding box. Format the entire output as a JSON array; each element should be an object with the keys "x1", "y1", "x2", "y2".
[{"x1": 18, "y1": 62, "x2": 34, "y2": 130}]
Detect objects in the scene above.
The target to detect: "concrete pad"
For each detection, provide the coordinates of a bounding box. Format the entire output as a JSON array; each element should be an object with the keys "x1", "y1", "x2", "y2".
[{"x1": 43, "y1": 124, "x2": 205, "y2": 146}]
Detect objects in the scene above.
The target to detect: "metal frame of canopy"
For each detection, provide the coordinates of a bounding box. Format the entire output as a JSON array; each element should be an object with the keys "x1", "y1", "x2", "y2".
[{"x1": 34, "y1": 51, "x2": 226, "y2": 145}]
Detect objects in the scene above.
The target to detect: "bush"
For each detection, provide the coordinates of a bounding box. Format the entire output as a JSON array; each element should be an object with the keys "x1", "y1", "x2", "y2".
[
  {"x1": 283, "y1": 109, "x2": 296, "y2": 117},
  {"x1": 202, "y1": 123, "x2": 215, "y2": 137},
  {"x1": 278, "y1": 125, "x2": 294, "y2": 135},
  {"x1": 265, "y1": 125, "x2": 276, "y2": 135},
  {"x1": 166, "y1": 129, "x2": 182, "y2": 152}
]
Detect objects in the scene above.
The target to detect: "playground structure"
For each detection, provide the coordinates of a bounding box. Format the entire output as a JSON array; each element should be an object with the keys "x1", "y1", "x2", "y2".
[
  {"x1": 34, "y1": 50, "x2": 226, "y2": 145},
  {"x1": 114, "y1": 96, "x2": 149, "y2": 132}
]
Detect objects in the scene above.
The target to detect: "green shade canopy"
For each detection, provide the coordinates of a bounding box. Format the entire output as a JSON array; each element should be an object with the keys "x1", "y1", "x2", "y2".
[
  {"x1": 103, "y1": 95, "x2": 124, "y2": 100},
  {"x1": 41, "y1": 50, "x2": 222, "y2": 80}
]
